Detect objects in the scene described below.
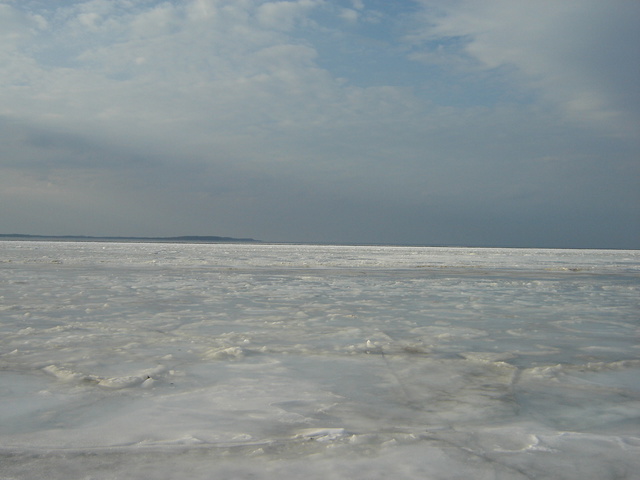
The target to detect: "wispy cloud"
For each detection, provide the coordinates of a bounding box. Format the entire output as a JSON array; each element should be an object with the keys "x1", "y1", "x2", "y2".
[{"x1": 409, "y1": 0, "x2": 640, "y2": 136}]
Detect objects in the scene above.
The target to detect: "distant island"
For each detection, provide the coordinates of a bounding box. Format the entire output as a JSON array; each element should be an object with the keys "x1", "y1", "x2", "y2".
[{"x1": 0, "y1": 234, "x2": 260, "y2": 244}]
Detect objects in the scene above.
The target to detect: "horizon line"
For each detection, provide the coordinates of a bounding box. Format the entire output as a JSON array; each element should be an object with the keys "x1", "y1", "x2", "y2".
[{"x1": 0, "y1": 233, "x2": 636, "y2": 251}]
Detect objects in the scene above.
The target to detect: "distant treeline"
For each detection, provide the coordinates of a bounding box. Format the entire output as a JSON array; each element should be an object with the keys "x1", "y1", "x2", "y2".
[{"x1": 0, "y1": 234, "x2": 259, "y2": 243}]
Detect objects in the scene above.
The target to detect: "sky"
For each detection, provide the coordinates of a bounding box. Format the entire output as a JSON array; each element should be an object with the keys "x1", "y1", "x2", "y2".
[{"x1": 1, "y1": 0, "x2": 638, "y2": 248}]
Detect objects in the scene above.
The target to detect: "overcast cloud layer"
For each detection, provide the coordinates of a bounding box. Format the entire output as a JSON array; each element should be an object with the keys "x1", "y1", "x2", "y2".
[{"x1": 1, "y1": 0, "x2": 638, "y2": 248}]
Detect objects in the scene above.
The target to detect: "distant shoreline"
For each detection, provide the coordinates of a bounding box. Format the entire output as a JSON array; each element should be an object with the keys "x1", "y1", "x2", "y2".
[
  {"x1": 0, "y1": 234, "x2": 635, "y2": 250},
  {"x1": 0, "y1": 234, "x2": 260, "y2": 244}
]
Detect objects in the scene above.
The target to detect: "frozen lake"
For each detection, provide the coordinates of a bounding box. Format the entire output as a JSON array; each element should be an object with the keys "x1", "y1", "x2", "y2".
[{"x1": 1, "y1": 242, "x2": 639, "y2": 479}]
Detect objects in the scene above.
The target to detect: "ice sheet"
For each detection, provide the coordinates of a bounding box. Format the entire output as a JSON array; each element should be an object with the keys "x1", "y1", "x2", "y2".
[{"x1": 1, "y1": 242, "x2": 639, "y2": 479}]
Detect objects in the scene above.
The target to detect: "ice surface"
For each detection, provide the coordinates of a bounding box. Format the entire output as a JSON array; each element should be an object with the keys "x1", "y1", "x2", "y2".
[{"x1": 1, "y1": 242, "x2": 639, "y2": 479}]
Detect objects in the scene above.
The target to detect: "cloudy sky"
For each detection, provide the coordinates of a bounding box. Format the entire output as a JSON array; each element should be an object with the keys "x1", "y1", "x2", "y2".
[{"x1": 1, "y1": 0, "x2": 638, "y2": 248}]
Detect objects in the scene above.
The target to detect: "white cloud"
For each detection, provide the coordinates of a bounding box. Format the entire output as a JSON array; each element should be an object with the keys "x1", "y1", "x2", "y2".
[
  {"x1": 0, "y1": 0, "x2": 389, "y2": 181},
  {"x1": 186, "y1": 0, "x2": 218, "y2": 22},
  {"x1": 338, "y1": 8, "x2": 359, "y2": 23},
  {"x1": 411, "y1": 0, "x2": 640, "y2": 136},
  {"x1": 256, "y1": 0, "x2": 323, "y2": 31}
]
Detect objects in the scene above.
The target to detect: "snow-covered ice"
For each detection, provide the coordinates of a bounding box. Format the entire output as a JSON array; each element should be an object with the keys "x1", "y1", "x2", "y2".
[{"x1": 1, "y1": 242, "x2": 638, "y2": 479}]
